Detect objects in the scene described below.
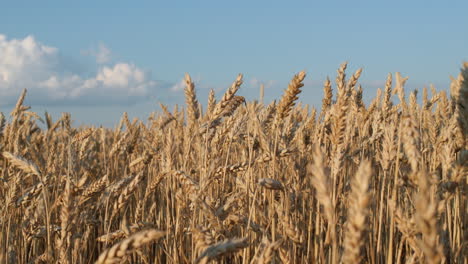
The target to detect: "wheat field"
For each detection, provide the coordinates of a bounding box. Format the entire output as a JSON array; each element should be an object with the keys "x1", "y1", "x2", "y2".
[{"x1": 0, "y1": 62, "x2": 466, "y2": 264}]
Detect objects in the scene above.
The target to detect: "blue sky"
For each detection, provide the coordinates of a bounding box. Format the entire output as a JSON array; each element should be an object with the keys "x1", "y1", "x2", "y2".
[{"x1": 1, "y1": 1, "x2": 467, "y2": 126}]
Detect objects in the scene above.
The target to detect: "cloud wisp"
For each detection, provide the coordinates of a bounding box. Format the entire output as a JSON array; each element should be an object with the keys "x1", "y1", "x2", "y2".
[
  {"x1": 0, "y1": 34, "x2": 165, "y2": 106},
  {"x1": 82, "y1": 42, "x2": 112, "y2": 64}
]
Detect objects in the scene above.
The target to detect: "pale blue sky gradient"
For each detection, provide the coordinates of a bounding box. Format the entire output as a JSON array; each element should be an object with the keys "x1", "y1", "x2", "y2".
[{"x1": 1, "y1": 1, "x2": 467, "y2": 126}]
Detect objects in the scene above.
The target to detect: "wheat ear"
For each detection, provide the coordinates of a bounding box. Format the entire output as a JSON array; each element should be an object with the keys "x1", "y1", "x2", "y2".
[
  {"x1": 95, "y1": 229, "x2": 166, "y2": 264},
  {"x1": 342, "y1": 160, "x2": 372, "y2": 264}
]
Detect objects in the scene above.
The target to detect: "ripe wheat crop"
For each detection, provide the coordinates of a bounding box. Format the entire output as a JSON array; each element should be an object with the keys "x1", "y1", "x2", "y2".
[{"x1": 0, "y1": 62, "x2": 466, "y2": 263}]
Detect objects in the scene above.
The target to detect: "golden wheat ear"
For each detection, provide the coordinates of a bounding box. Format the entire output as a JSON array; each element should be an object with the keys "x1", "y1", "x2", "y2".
[{"x1": 95, "y1": 229, "x2": 166, "y2": 264}]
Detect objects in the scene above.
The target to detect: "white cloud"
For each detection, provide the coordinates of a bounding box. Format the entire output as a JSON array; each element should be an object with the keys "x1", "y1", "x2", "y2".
[
  {"x1": 82, "y1": 43, "x2": 112, "y2": 64},
  {"x1": 39, "y1": 63, "x2": 155, "y2": 99},
  {"x1": 0, "y1": 34, "x2": 160, "y2": 105},
  {"x1": 249, "y1": 78, "x2": 276, "y2": 90},
  {"x1": 95, "y1": 43, "x2": 111, "y2": 64},
  {"x1": 170, "y1": 78, "x2": 185, "y2": 92}
]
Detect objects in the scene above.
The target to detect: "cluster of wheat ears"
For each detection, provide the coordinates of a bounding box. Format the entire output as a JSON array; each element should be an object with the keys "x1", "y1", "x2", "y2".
[{"x1": 0, "y1": 62, "x2": 466, "y2": 264}]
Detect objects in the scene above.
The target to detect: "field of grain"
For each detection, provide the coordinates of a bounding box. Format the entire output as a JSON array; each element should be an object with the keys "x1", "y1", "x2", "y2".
[{"x1": 0, "y1": 62, "x2": 466, "y2": 263}]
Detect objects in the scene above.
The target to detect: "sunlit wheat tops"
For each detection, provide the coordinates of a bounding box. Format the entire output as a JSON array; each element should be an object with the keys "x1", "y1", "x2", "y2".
[{"x1": 0, "y1": 62, "x2": 466, "y2": 264}]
